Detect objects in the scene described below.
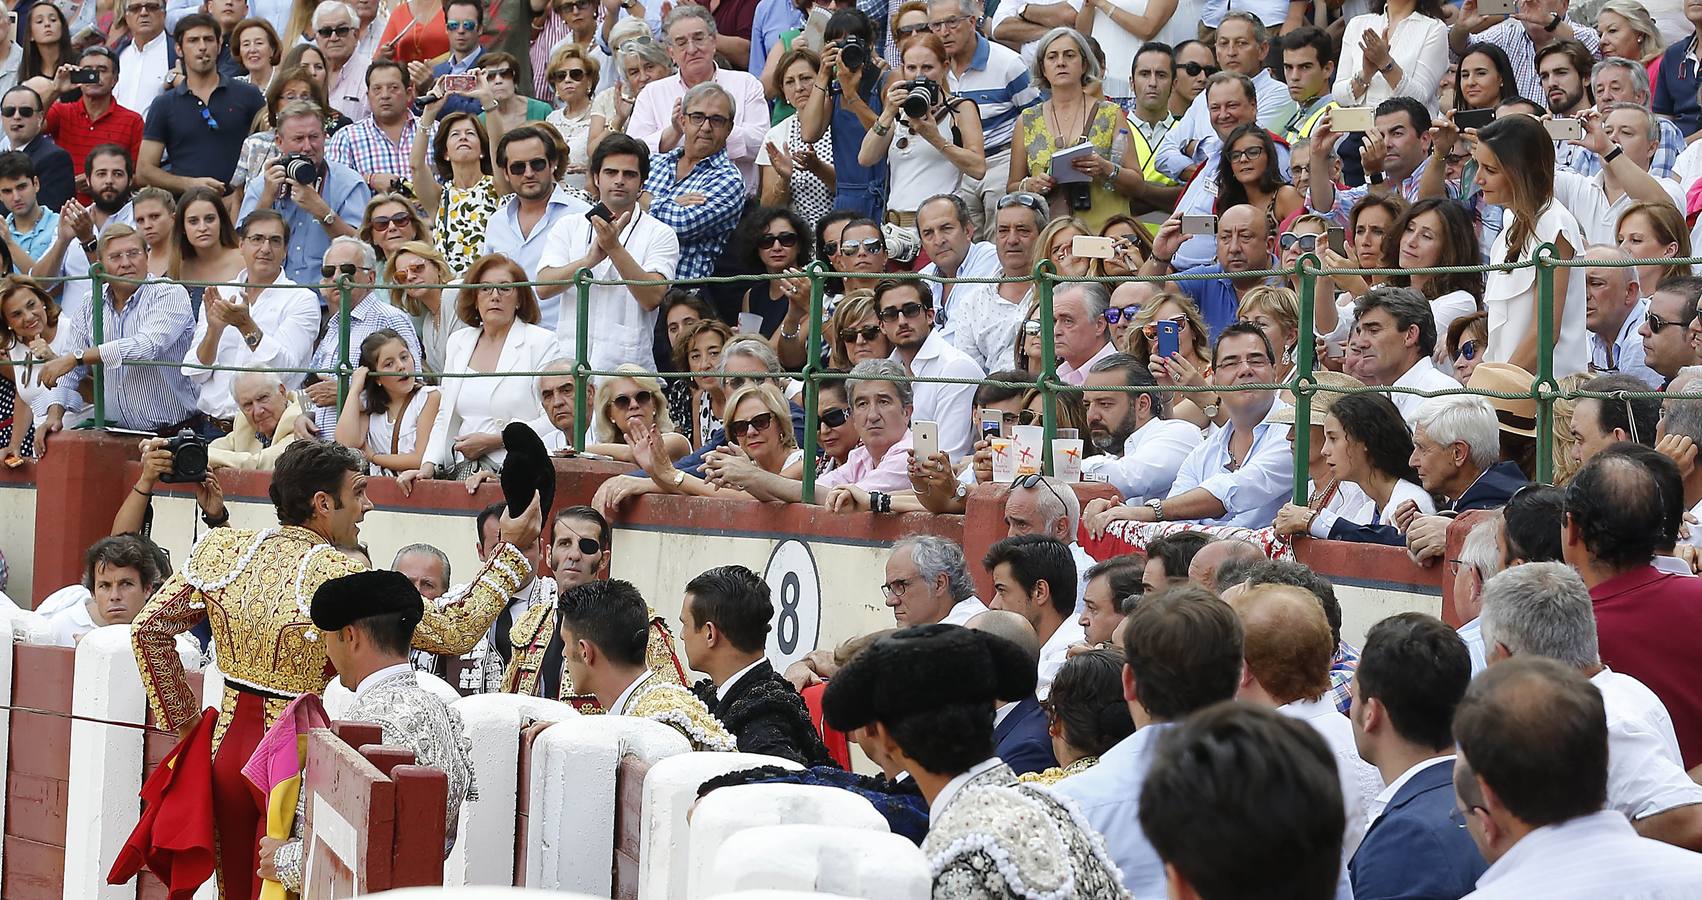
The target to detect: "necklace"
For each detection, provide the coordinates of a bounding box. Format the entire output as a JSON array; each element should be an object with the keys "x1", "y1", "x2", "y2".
[{"x1": 1046, "y1": 96, "x2": 1089, "y2": 147}]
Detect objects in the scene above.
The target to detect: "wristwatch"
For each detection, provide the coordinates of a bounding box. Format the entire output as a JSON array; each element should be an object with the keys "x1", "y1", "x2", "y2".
[
  {"x1": 953, "y1": 479, "x2": 968, "y2": 500},
  {"x1": 671, "y1": 469, "x2": 687, "y2": 487},
  {"x1": 243, "y1": 329, "x2": 262, "y2": 350},
  {"x1": 320, "y1": 210, "x2": 337, "y2": 226},
  {"x1": 1202, "y1": 400, "x2": 1221, "y2": 418},
  {"x1": 81, "y1": 237, "x2": 98, "y2": 255},
  {"x1": 1545, "y1": 11, "x2": 1562, "y2": 31},
  {"x1": 1145, "y1": 498, "x2": 1165, "y2": 521},
  {"x1": 1367, "y1": 171, "x2": 1387, "y2": 185}
]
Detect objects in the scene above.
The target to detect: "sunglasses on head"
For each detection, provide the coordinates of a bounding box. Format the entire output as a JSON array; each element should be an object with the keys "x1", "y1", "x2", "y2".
[
  {"x1": 997, "y1": 191, "x2": 1047, "y2": 213},
  {"x1": 759, "y1": 231, "x2": 800, "y2": 248},
  {"x1": 370, "y1": 212, "x2": 412, "y2": 231},
  {"x1": 729, "y1": 411, "x2": 776, "y2": 436},
  {"x1": 321, "y1": 263, "x2": 368, "y2": 278},
  {"x1": 877, "y1": 301, "x2": 930, "y2": 322},
  {"x1": 1013, "y1": 471, "x2": 1070, "y2": 511},
  {"x1": 611, "y1": 390, "x2": 653, "y2": 411},
  {"x1": 819, "y1": 406, "x2": 851, "y2": 428},
  {"x1": 837, "y1": 237, "x2": 884, "y2": 256},
  {"x1": 1176, "y1": 61, "x2": 1218, "y2": 77},
  {"x1": 506, "y1": 157, "x2": 550, "y2": 176},
  {"x1": 845, "y1": 324, "x2": 883, "y2": 343}
]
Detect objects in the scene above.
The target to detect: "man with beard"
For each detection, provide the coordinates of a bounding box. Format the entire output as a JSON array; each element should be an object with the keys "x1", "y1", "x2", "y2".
[
  {"x1": 878, "y1": 277, "x2": 983, "y2": 462},
  {"x1": 1539, "y1": 40, "x2": 1595, "y2": 171},
  {"x1": 32, "y1": 144, "x2": 136, "y2": 317},
  {"x1": 479, "y1": 123, "x2": 590, "y2": 328},
  {"x1": 238, "y1": 100, "x2": 370, "y2": 288},
  {"x1": 137, "y1": 14, "x2": 265, "y2": 195},
  {"x1": 326, "y1": 60, "x2": 424, "y2": 193},
  {"x1": 1079, "y1": 353, "x2": 1202, "y2": 504},
  {"x1": 38, "y1": 225, "x2": 198, "y2": 431},
  {"x1": 0, "y1": 88, "x2": 73, "y2": 212}
]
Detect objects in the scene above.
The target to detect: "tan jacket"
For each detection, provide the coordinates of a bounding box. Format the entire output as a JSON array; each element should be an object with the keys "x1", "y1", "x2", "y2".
[{"x1": 206, "y1": 399, "x2": 303, "y2": 470}]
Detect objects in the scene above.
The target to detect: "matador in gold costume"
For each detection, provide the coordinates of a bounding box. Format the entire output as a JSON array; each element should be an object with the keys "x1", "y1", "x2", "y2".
[{"x1": 130, "y1": 442, "x2": 542, "y2": 900}]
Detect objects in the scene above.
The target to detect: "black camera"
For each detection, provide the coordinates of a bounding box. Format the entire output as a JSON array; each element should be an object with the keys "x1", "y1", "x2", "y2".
[
  {"x1": 838, "y1": 35, "x2": 867, "y2": 71},
  {"x1": 1067, "y1": 182, "x2": 1093, "y2": 211},
  {"x1": 899, "y1": 77, "x2": 941, "y2": 119},
  {"x1": 279, "y1": 153, "x2": 318, "y2": 185},
  {"x1": 159, "y1": 429, "x2": 208, "y2": 485},
  {"x1": 70, "y1": 67, "x2": 100, "y2": 85}
]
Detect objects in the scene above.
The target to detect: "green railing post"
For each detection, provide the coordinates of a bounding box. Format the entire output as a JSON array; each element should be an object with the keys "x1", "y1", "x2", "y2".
[
  {"x1": 1035, "y1": 260, "x2": 1057, "y2": 476},
  {"x1": 801, "y1": 262, "x2": 826, "y2": 504},
  {"x1": 1292, "y1": 253, "x2": 1320, "y2": 505},
  {"x1": 572, "y1": 268, "x2": 593, "y2": 452},
  {"x1": 1533, "y1": 244, "x2": 1557, "y2": 484},
  {"x1": 90, "y1": 264, "x2": 106, "y2": 428},
  {"x1": 336, "y1": 277, "x2": 353, "y2": 414}
]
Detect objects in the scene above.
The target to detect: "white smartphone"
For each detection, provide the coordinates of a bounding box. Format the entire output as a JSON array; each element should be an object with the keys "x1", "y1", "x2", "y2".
[
  {"x1": 1479, "y1": 0, "x2": 1515, "y2": 15},
  {"x1": 1181, "y1": 214, "x2": 1217, "y2": 236},
  {"x1": 1071, "y1": 235, "x2": 1116, "y2": 260},
  {"x1": 1544, "y1": 117, "x2": 1583, "y2": 141},
  {"x1": 1330, "y1": 106, "x2": 1375, "y2": 133},
  {"x1": 912, "y1": 420, "x2": 940, "y2": 461}
]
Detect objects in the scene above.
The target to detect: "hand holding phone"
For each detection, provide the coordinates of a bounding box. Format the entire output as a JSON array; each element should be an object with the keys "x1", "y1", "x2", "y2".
[
  {"x1": 1071, "y1": 235, "x2": 1116, "y2": 260},
  {"x1": 1156, "y1": 320, "x2": 1181, "y2": 359},
  {"x1": 1181, "y1": 214, "x2": 1216, "y2": 236},
  {"x1": 912, "y1": 420, "x2": 940, "y2": 461}
]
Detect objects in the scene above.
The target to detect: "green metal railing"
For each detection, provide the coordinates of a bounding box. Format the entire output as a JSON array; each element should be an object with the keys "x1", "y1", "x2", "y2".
[{"x1": 84, "y1": 245, "x2": 1694, "y2": 505}]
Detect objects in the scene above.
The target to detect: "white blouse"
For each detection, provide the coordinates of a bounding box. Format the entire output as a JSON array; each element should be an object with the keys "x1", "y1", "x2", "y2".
[
  {"x1": 1334, "y1": 13, "x2": 1450, "y2": 114},
  {"x1": 423, "y1": 321, "x2": 567, "y2": 469},
  {"x1": 1484, "y1": 202, "x2": 1589, "y2": 379},
  {"x1": 365, "y1": 385, "x2": 439, "y2": 476},
  {"x1": 7, "y1": 330, "x2": 83, "y2": 420},
  {"x1": 887, "y1": 108, "x2": 968, "y2": 215}
]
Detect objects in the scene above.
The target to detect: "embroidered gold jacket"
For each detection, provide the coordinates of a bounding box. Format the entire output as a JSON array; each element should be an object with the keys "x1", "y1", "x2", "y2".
[{"x1": 131, "y1": 525, "x2": 531, "y2": 736}]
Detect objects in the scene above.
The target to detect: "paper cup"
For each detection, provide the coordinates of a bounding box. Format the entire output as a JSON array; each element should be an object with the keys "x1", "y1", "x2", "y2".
[
  {"x1": 737, "y1": 312, "x2": 764, "y2": 334},
  {"x1": 990, "y1": 436, "x2": 1015, "y2": 482},
  {"x1": 1012, "y1": 425, "x2": 1044, "y2": 476},
  {"x1": 1053, "y1": 439, "x2": 1084, "y2": 482}
]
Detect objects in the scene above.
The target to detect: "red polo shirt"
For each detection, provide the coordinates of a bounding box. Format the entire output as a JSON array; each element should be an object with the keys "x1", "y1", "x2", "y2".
[
  {"x1": 1590, "y1": 565, "x2": 1702, "y2": 768},
  {"x1": 44, "y1": 98, "x2": 144, "y2": 177}
]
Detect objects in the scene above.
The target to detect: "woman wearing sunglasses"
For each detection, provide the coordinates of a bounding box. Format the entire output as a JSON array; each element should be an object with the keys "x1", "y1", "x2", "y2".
[
  {"x1": 595, "y1": 384, "x2": 806, "y2": 517},
  {"x1": 1446, "y1": 311, "x2": 1487, "y2": 384},
  {"x1": 734, "y1": 206, "x2": 815, "y2": 342},
  {"x1": 828, "y1": 290, "x2": 892, "y2": 369},
  {"x1": 1277, "y1": 215, "x2": 1340, "y2": 338},
  {"x1": 589, "y1": 26, "x2": 676, "y2": 152},
  {"x1": 1039, "y1": 216, "x2": 1093, "y2": 278},
  {"x1": 358, "y1": 192, "x2": 431, "y2": 264},
  {"x1": 584, "y1": 364, "x2": 691, "y2": 463},
  {"x1": 410, "y1": 103, "x2": 496, "y2": 275},
  {"x1": 545, "y1": 44, "x2": 599, "y2": 191},
  {"x1": 384, "y1": 240, "x2": 465, "y2": 376},
  {"x1": 1127, "y1": 292, "x2": 1213, "y2": 426}
]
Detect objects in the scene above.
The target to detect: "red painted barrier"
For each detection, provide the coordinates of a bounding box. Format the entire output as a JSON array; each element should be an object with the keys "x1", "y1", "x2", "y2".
[{"x1": 301, "y1": 724, "x2": 450, "y2": 897}]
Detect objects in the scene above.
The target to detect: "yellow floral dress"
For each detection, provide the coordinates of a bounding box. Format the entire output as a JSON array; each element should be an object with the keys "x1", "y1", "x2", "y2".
[
  {"x1": 1018, "y1": 100, "x2": 1132, "y2": 232},
  {"x1": 436, "y1": 175, "x2": 503, "y2": 276}
]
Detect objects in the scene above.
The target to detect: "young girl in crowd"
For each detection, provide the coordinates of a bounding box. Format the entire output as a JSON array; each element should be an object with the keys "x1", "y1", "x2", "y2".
[{"x1": 335, "y1": 328, "x2": 442, "y2": 477}]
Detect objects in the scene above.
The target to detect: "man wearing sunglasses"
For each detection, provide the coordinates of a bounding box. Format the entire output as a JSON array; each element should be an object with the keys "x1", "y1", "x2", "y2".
[
  {"x1": 949, "y1": 193, "x2": 1043, "y2": 371},
  {"x1": 313, "y1": 1, "x2": 374, "y2": 121},
  {"x1": 114, "y1": 0, "x2": 173, "y2": 119},
  {"x1": 1154, "y1": 15, "x2": 1287, "y2": 184},
  {"x1": 238, "y1": 101, "x2": 371, "y2": 289},
  {"x1": 0, "y1": 88, "x2": 72, "y2": 213},
  {"x1": 296, "y1": 236, "x2": 422, "y2": 437},
  {"x1": 1584, "y1": 247, "x2": 1661, "y2": 389},
  {"x1": 137, "y1": 15, "x2": 266, "y2": 198},
  {"x1": 478, "y1": 124, "x2": 590, "y2": 326},
  {"x1": 416, "y1": 0, "x2": 487, "y2": 117},
  {"x1": 1638, "y1": 278, "x2": 1702, "y2": 387},
  {"x1": 876, "y1": 278, "x2": 984, "y2": 461}
]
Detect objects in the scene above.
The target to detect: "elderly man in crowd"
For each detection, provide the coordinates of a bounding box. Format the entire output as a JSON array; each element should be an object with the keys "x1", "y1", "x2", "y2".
[
  {"x1": 1480, "y1": 561, "x2": 1702, "y2": 850},
  {"x1": 535, "y1": 360, "x2": 579, "y2": 453},
  {"x1": 182, "y1": 210, "x2": 319, "y2": 424},
  {"x1": 238, "y1": 100, "x2": 370, "y2": 289},
  {"x1": 1398, "y1": 396, "x2": 1528, "y2": 564},
  {"x1": 948, "y1": 192, "x2": 1046, "y2": 371},
  {"x1": 114, "y1": 0, "x2": 174, "y2": 118},
  {"x1": 883, "y1": 536, "x2": 988, "y2": 627},
  {"x1": 1053, "y1": 283, "x2": 1116, "y2": 386},
  {"x1": 640, "y1": 81, "x2": 747, "y2": 281},
  {"x1": 1584, "y1": 247, "x2": 1660, "y2": 388},
  {"x1": 877, "y1": 278, "x2": 984, "y2": 462},
  {"x1": 1552, "y1": 104, "x2": 1685, "y2": 248},
  {"x1": 1144, "y1": 203, "x2": 1280, "y2": 339},
  {"x1": 1351, "y1": 286, "x2": 1459, "y2": 426},
  {"x1": 1451, "y1": 659, "x2": 1702, "y2": 895},
  {"x1": 1080, "y1": 353, "x2": 1201, "y2": 503},
  {"x1": 629, "y1": 6, "x2": 767, "y2": 192},
  {"x1": 1454, "y1": 514, "x2": 1504, "y2": 674},
  {"x1": 1003, "y1": 472, "x2": 1093, "y2": 602},
  {"x1": 393, "y1": 543, "x2": 451, "y2": 604},
  {"x1": 1154, "y1": 16, "x2": 1288, "y2": 183},
  {"x1": 819, "y1": 358, "x2": 915, "y2": 500},
  {"x1": 206, "y1": 373, "x2": 302, "y2": 470},
  {"x1": 1588, "y1": 58, "x2": 1687, "y2": 180},
  {"x1": 1088, "y1": 324, "x2": 1294, "y2": 532},
  {"x1": 315, "y1": 1, "x2": 374, "y2": 121}
]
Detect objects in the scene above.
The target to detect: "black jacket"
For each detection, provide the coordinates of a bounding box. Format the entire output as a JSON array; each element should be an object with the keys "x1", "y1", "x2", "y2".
[
  {"x1": 693, "y1": 660, "x2": 838, "y2": 768},
  {"x1": 18, "y1": 134, "x2": 73, "y2": 214}
]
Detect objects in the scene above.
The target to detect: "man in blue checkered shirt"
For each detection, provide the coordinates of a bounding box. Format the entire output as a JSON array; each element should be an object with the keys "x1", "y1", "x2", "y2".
[{"x1": 640, "y1": 81, "x2": 746, "y2": 281}]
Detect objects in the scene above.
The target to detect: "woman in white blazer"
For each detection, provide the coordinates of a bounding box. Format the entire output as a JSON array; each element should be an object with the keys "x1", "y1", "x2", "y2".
[{"x1": 409, "y1": 254, "x2": 567, "y2": 490}]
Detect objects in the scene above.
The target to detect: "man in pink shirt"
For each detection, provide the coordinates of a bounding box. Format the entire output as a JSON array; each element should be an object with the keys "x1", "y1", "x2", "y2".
[
  {"x1": 626, "y1": 5, "x2": 768, "y2": 192},
  {"x1": 820, "y1": 358, "x2": 916, "y2": 505},
  {"x1": 1054, "y1": 283, "x2": 1116, "y2": 386}
]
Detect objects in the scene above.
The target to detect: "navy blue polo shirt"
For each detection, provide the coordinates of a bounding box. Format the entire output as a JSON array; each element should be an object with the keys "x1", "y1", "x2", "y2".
[{"x1": 142, "y1": 74, "x2": 266, "y2": 185}]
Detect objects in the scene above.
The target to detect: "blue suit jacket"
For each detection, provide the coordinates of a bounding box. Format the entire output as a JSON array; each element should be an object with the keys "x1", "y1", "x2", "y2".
[
  {"x1": 994, "y1": 695, "x2": 1058, "y2": 777},
  {"x1": 1348, "y1": 758, "x2": 1487, "y2": 900}
]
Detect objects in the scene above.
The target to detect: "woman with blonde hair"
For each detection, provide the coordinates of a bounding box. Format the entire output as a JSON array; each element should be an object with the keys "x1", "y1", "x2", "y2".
[
  {"x1": 1038, "y1": 216, "x2": 1093, "y2": 279},
  {"x1": 1238, "y1": 285, "x2": 1302, "y2": 375},
  {"x1": 1596, "y1": 0, "x2": 1666, "y2": 84},
  {"x1": 544, "y1": 44, "x2": 599, "y2": 190},
  {"x1": 359, "y1": 192, "x2": 433, "y2": 263},
  {"x1": 384, "y1": 240, "x2": 465, "y2": 376},
  {"x1": 1127, "y1": 292, "x2": 1213, "y2": 426},
  {"x1": 827, "y1": 290, "x2": 890, "y2": 369},
  {"x1": 590, "y1": 364, "x2": 691, "y2": 462},
  {"x1": 1616, "y1": 201, "x2": 1692, "y2": 296}
]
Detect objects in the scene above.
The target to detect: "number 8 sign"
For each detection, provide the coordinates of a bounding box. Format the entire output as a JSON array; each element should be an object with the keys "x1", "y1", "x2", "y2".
[{"x1": 761, "y1": 539, "x2": 823, "y2": 671}]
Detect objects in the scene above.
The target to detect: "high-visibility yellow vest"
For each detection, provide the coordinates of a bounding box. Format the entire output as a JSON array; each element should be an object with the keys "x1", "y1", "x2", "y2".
[
  {"x1": 1128, "y1": 120, "x2": 1178, "y2": 188},
  {"x1": 1284, "y1": 98, "x2": 1339, "y2": 146}
]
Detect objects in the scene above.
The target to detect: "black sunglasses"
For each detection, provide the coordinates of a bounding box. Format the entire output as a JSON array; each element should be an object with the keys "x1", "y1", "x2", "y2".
[
  {"x1": 1013, "y1": 472, "x2": 1070, "y2": 511},
  {"x1": 1456, "y1": 339, "x2": 1477, "y2": 361},
  {"x1": 611, "y1": 390, "x2": 653, "y2": 411},
  {"x1": 1103, "y1": 307, "x2": 1133, "y2": 324},
  {"x1": 819, "y1": 406, "x2": 851, "y2": 428},
  {"x1": 0, "y1": 106, "x2": 36, "y2": 117},
  {"x1": 876, "y1": 301, "x2": 929, "y2": 322},
  {"x1": 316, "y1": 24, "x2": 354, "y2": 37},
  {"x1": 506, "y1": 157, "x2": 550, "y2": 176},
  {"x1": 1280, "y1": 232, "x2": 1321, "y2": 252},
  {"x1": 896, "y1": 21, "x2": 929, "y2": 36},
  {"x1": 845, "y1": 324, "x2": 883, "y2": 343},
  {"x1": 1646, "y1": 308, "x2": 1697, "y2": 333},
  {"x1": 729, "y1": 412, "x2": 776, "y2": 435},
  {"x1": 759, "y1": 231, "x2": 800, "y2": 248},
  {"x1": 320, "y1": 263, "x2": 368, "y2": 278},
  {"x1": 1176, "y1": 61, "x2": 1219, "y2": 77}
]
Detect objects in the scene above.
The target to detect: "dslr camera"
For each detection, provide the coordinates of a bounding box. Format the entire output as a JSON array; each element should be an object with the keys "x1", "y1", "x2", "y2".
[
  {"x1": 838, "y1": 35, "x2": 868, "y2": 71},
  {"x1": 159, "y1": 429, "x2": 208, "y2": 485},
  {"x1": 278, "y1": 153, "x2": 318, "y2": 185},
  {"x1": 899, "y1": 77, "x2": 942, "y2": 119}
]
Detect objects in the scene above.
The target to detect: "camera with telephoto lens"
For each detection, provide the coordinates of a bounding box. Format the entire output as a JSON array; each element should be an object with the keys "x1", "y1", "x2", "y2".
[
  {"x1": 159, "y1": 429, "x2": 208, "y2": 485},
  {"x1": 838, "y1": 35, "x2": 867, "y2": 71},
  {"x1": 279, "y1": 153, "x2": 318, "y2": 186},
  {"x1": 899, "y1": 77, "x2": 942, "y2": 119}
]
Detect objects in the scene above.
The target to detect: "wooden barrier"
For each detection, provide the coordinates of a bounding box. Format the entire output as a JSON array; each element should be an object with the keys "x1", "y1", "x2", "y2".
[{"x1": 300, "y1": 723, "x2": 450, "y2": 897}]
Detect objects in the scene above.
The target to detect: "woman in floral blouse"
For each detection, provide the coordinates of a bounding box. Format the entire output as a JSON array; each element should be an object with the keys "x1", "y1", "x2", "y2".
[{"x1": 410, "y1": 97, "x2": 500, "y2": 276}]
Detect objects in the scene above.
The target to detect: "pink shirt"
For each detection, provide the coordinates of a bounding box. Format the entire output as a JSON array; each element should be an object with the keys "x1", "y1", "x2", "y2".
[
  {"x1": 1057, "y1": 341, "x2": 1117, "y2": 386},
  {"x1": 818, "y1": 431, "x2": 914, "y2": 493}
]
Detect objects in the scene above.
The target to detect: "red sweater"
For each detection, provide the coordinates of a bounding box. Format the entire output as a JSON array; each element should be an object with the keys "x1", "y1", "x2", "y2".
[{"x1": 1591, "y1": 565, "x2": 1702, "y2": 769}]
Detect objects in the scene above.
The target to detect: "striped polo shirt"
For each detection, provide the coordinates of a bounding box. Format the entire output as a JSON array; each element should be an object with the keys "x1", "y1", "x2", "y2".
[{"x1": 950, "y1": 35, "x2": 1038, "y2": 157}]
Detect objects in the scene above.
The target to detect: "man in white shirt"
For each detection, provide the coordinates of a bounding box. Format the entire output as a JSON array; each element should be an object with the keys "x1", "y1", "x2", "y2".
[
  {"x1": 1347, "y1": 613, "x2": 1487, "y2": 899},
  {"x1": 626, "y1": 6, "x2": 768, "y2": 192},
  {"x1": 883, "y1": 536, "x2": 988, "y2": 627},
  {"x1": 1453, "y1": 514, "x2": 1504, "y2": 675},
  {"x1": 536, "y1": 134, "x2": 678, "y2": 372},
  {"x1": 115, "y1": 0, "x2": 172, "y2": 120},
  {"x1": 1154, "y1": 14, "x2": 1290, "y2": 182},
  {"x1": 915, "y1": 194, "x2": 999, "y2": 333},
  {"x1": 534, "y1": 360, "x2": 580, "y2": 453},
  {"x1": 181, "y1": 210, "x2": 319, "y2": 420},
  {"x1": 480, "y1": 125, "x2": 592, "y2": 328},
  {"x1": 1080, "y1": 353, "x2": 1202, "y2": 502},
  {"x1": 1052, "y1": 282, "x2": 1115, "y2": 386},
  {"x1": 984, "y1": 535, "x2": 1082, "y2": 702},
  {"x1": 1087, "y1": 324, "x2": 1296, "y2": 530},
  {"x1": 47, "y1": 534, "x2": 163, "y2": 648},
  {"x1": 1479, "y1": 562, "x2": 1702, "y2": 848},
  {"x1": 1553, "y1": 103, "x2": 1685, "y2": 247},
  {"x1": 948, "y1": 192, "x2": 1044, "y2": 371},
  {"x1": 1049, "y1": 585, "x2": 1246, "y2": 898},
  {"x1": 1351, "y1": 286, "x2": 1460, "y2": 426},
  {"x1": 1452, "y1": 657, "x2": 1702, "y2": 898},
  {"x1": 879, "y1": 279, "x2": 984, "y2": 461},
  {"x1": 1583, "y1": 247, "x2": 1661, "y2": 387}
]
